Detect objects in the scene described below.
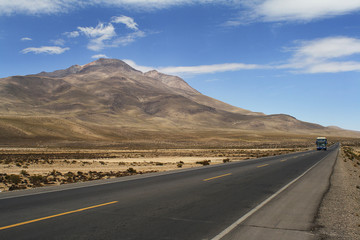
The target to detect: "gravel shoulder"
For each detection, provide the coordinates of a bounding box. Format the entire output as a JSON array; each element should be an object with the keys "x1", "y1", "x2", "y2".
[{"x1": 315, "y1": 147, "x2": 360, "y2": 239}]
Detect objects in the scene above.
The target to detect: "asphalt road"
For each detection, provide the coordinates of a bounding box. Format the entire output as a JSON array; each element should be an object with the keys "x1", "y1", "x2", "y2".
[{"x1": 0, "y1": 144, "x2": 339, "y2": 240}]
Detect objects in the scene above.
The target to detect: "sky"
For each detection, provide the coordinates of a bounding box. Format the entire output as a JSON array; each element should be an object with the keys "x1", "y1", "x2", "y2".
[{"x1": 1, "y1": 0, "x2": 360, "y2": 131}]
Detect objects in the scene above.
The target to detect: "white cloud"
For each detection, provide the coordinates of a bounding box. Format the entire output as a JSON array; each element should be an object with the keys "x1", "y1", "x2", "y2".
[
  {"x1": 4, "y1": 0, "x2": 360, "y2": 22},
  {"x1": 112, "y1": 15, "x2": 138, "y2": 30},
  {"x1": 247, "y1": 0, "x2": 360, "y2": 22},
  {"x1": 280, "y1": 36, "x2": 360, "y2": 73},
  {"x1": 51, "y1": 39, "x2": 65, "y2": 46},
  {"x1": 122, "y1": 59, "x2": 155, "y2": 72},
  {"x1": 123, "y1": 59, "x2": 266, "y2": 75},
  {"x1": 159, "y1": 63, "x2": 265, "y2": 75},
  {"x1": 0, "y1": 0, "x2": 76, "y2": 15},
  {"x1": 21, "y1": 37, "x2": 32, "y2": 41},
  {"x1": 78, "y1": 23, "x2": 116, "y2": 51},
  {"x1": 112, "y1": 30, "x2": 146, "y2": 46},
  {"x1": 21, "y1": 46, "x2": 70, "y2": 54},
  {"x1": 64, "y1": 31, "x2": 80, "y2": 38},
  {"x1": 1, "y1": 1, "x2": 242, "y2": 16},
  {"x1": 92, "y1": 54, "x2": 109, "y2": 59}
]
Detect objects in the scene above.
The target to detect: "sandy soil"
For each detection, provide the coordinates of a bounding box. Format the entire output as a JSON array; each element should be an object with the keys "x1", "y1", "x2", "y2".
[
  {"x1": 0, "y1": 147, "x2": 306, "y2": 192},
  {"x1": 315, "y1": 147, "x2": 360, "y2": 239},
  {"x1": 0, "y1": 156, "x2": 227, "y2": 175}
]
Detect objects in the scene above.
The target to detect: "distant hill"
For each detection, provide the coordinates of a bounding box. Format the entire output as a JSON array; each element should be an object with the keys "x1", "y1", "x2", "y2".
[{"x1": 0, "y1": 58, "x2": 358, "y2": 146}]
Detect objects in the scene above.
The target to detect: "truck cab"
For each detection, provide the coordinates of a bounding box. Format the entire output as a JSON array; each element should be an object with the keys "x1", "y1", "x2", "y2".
[{"x1": 316, "y1": 137, "x2": 327, "y2": 150}]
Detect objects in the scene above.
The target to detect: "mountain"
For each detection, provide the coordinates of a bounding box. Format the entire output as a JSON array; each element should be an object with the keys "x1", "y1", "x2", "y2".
[{"x1": 0, "y1": 58, "x2": 358, "y2": 146}]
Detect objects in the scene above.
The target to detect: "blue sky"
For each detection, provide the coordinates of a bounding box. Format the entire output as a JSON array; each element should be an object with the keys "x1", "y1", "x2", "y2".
[{"x1": 1, "y1": 0, "x2": 360, "y2": 131}]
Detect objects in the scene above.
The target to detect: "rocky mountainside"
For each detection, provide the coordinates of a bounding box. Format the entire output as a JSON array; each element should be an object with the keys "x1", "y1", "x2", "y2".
[{"x1": 0, "y1": 58, "x2": 358, "y2": 145}]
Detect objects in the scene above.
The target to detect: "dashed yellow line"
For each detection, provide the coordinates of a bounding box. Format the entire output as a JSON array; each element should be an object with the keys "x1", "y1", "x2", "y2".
[
  {"x1": 280, "y1": 159, "x2": 287, "y2": 162},
  {"x1": 203, "y1": 173, "x2": 232, "y2": 181},
  {"x1": 0, "y1": 201, "x2": 118, "y2": 231},
  {"x1": 257, "y1": 164, "x2": 269, "y2": 168}
]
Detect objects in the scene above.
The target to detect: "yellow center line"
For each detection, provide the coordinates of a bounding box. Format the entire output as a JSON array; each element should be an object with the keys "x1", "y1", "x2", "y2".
[
  {"x1": 280, "y1": 159, "x2": 287, "y2": 162},
  {"x1": 257, "y1": 164, "x2": 269, "y2": 168},
  {"x1": 0, "y1": 201, "x2": 118, "y2": 231},
  {"x1": 203, "y1": 173, "x2": 232, "y2": 181}
]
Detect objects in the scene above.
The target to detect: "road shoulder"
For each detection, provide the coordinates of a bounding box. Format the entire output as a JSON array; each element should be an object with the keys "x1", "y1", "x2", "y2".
[
  {"x1": 314, "y1": 148, "x2": 360, "y2": 239},
  {"x1": 219, "y1": 148, "x2": 338, "y2": 240}
]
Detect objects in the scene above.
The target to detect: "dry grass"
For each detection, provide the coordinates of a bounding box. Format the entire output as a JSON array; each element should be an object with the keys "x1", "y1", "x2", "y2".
[{"x1": 0, "y1": 146, "x2": 309, "y2": 192}]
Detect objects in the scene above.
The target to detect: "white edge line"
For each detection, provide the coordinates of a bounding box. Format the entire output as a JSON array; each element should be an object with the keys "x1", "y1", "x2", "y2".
[{"x1": 210, "y1": 147, "x2": 337, "y2": 240}]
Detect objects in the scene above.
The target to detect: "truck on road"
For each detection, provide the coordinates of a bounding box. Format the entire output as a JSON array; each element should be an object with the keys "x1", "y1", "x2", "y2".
[{"x1": 316, "y1": 137, "x2": 327, "y2": 150}]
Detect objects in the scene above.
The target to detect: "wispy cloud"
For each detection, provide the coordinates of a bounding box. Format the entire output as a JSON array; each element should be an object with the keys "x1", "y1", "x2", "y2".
[
  {"x1": 123, "y1": 59, "x2": 266, "y2": 75},
  {"x1": 0, "y1": 0, "x2": 238, "y2": 16},
  {"x1": 238, "y1": 0, "x2": 360, "y2": 24},
  {"x1": 78, "y1": 23, "x2": 116, "y2": 51},
  {"x1": 92, "y1": 54, "x2": 109, "y2": 59},
  {"x1": 113, "y1": 30, "x2": 146, "y2": 46},
  {"x1": 64, "y1": 31, "x2": 80, "y2": 38},
  {"x1": 21, "y1": 37, "x2": 32, "y2": 41},
  {"x1": 280, "y1": 36, "x2": 360, "y2": 73},
  {"x1": 21, "y1": 46, "x2": 70, "y2": 55},
  {"x1": 0, "y1": 0, "x2": 76, "y2": 16},
  {"x1": 159, "y1": 63, "x2": 266, "y2": 75},
  {"x1": 123, "y1": 59, "x2": 155, "y2": 72},
  {"x1": 76, "y1": 16, "x2": 145, "y2": 51},
  {"x1": 4, "y1": 0, "x2": 360, "y2": 23},
  {"x1": 125, "y1": 36, "x2": 360, "y2": 75},
  {"x1": 51, "y1": 39, "x2": 65, "y2": 46},
  {"x1": 112, "y1": 15, "x2": 138, "y2": 30}
]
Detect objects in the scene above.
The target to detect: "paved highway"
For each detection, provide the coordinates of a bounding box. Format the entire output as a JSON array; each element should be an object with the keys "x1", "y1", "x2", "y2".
[{"x1": 0, "y1": 144, "x2": 339, "y2": 240}]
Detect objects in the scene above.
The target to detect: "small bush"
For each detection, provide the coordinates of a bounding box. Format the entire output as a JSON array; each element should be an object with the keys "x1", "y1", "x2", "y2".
[
  {"x1": 196, "y1": 160, "x2": 211, "y2": 166},
  {"x1": 223, "y1": 158, "x2": 230, "y2": 163},
  {"x1": 127, "y1": 168, "x2": 137, "y2": 173},
  {"x1": 30, "y1": 175, "x2": 45, "y2": 186},
  {"x1": 177, "y1": 163, "x2": 183, "y2": 168},
  {"x1": 8, "y1": 174, "x2": 21, "y2": 184}
]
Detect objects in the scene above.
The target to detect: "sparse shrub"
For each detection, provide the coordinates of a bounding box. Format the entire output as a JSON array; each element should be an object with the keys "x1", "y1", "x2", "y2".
[
  {"x1": 15, "y1": 162, "x2": 22, "y2": 167},
  {"x1": 99, "y1": 161, "x2": 106, "y2": 165},
  {"x1": 223, "y1": 158, "x2": 230, "y2": 163},
  {"x1": 118, "y1": 162, "x2": 126, "y2": 165},
  {"x1": 196, "y1": 160, "x2": 211, "y2": 166},
  {"x1": 127, "y1": 168, "x2": 137, "y2": 173},
  {"x1": 30, "y1": 175, "x2": 45, "y2": 186},
  {"x1": 7, "y1": 174, "x2": 21, "y2": 184},
  {"x1": 155, "y1": 162, "x2": 163, "y2": 166},
  {"x1": 177, "y1": 163, "x2": 183, "y2": 168}
]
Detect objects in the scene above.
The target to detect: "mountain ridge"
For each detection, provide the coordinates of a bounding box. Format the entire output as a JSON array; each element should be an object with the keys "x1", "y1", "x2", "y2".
[{"x1": 0, "y1": 58, "x2": 359, "y2": 146}]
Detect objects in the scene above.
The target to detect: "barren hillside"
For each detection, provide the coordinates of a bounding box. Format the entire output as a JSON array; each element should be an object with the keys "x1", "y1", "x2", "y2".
[{"x1": 0, "y1": 58, "x2": 358, "y2": 147}]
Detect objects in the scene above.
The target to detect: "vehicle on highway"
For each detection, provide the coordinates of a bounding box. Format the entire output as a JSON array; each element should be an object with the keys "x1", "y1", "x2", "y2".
[{"x1": 316, "y1": 137, "x2": 327, "y2": 150}]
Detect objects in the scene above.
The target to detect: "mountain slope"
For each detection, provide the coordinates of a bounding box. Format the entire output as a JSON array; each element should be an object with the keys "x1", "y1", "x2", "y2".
[{"x1": 0, "y1": 58, "x2": 358, "y2": 145}]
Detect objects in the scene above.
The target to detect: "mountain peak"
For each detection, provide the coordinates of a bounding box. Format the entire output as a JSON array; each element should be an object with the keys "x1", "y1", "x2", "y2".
[{"x1": 81, "y1": 58, "x2": 140, "y2": 73}]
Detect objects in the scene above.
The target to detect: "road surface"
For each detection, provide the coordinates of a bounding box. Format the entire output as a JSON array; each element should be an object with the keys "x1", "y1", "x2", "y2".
[{"x1": 0, "y1": 144, "x2": 339, "y2": 239}]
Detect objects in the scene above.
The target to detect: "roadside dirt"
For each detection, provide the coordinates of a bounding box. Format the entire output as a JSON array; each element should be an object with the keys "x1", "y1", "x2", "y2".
[
  {"x1": 315, "y1": 146, "x2": 360, "y2": 239},
  {"x1": 0, "y1": 147, "x2": 306, "y2": 192}
]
